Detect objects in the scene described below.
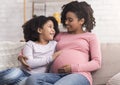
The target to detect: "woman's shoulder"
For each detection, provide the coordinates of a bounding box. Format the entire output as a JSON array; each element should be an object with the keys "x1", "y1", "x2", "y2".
[
  {"x1": 79, "y1": 32, "x2": 98, "y2": 42},
  {"x1": 82, "y1": 32, "x2": 97, "y2": 38},
  {"x1": 85, "y1": 32, "x2": 99, "y2": 42}
]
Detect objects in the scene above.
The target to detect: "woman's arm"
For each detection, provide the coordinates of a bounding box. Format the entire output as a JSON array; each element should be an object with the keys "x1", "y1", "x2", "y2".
[{"x1": 71, "y1": 34, "x2": 101, "y2": 72}]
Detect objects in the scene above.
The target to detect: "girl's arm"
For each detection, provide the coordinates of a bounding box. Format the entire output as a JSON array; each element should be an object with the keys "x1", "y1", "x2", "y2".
[
  {"x1": 23, "y1": 42, "x2": 53, "y2": 69},
  {"x1": 18, "y1": 49, "x2": 31, "y2": 70}
]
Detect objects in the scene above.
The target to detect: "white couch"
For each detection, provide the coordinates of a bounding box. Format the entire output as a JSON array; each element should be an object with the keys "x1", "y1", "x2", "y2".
[
  {"x1": 92, "y1": 43, "x2": 120, "y2": 85},
  {"x1": 0, "y1": 41, "x2": 25, "y2": 70},
  {"x1": 0, "y1": 41, "x2": 120, "y2": 85}
]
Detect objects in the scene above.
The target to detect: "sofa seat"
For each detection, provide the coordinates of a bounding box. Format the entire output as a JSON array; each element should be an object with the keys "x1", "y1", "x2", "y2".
[
  {"x1": 0, "y1": 41, "x2": 120, "y2": 85},
  {"x1": 92, "y1": 43, "x2": 120, "y2": 85}
]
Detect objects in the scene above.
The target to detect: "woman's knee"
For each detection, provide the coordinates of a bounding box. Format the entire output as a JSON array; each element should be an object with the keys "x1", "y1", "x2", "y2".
[
  {"x1": 25, "y1": 73, "x2": 46, "y2": 84},
  {"x1": 26, "y1": 75, "x2": 35, "y2": 85},
  {"x1": 55, "y1": 74, "x2": 90, "y2": 85},
  {"x1": 25, "y1": 73, "x2": 49, "y2": 85}
]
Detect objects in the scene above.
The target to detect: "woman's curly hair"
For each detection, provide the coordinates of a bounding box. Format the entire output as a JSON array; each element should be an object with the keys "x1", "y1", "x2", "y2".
[{"x1": 61, "y1": 1, "x2": 96, "y2": 32}]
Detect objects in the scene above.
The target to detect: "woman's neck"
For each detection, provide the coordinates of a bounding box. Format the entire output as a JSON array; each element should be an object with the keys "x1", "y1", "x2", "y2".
[{"x1": 68, "y1": 29, "x2": 85, "y2": 34}]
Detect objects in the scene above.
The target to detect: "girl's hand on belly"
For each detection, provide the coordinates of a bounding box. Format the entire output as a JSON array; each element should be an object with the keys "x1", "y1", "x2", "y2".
[
  {"x1": 58, "y1": 65, "x2": 71, "y2": 73},
  {"x1": 52, "y1": 50, "x2": 62, "y2": 60}
]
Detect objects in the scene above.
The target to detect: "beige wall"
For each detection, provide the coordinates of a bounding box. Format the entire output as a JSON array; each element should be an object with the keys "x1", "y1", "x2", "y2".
[{"x1": 0, "y1": 0, "x2": 120, "y2": 43}]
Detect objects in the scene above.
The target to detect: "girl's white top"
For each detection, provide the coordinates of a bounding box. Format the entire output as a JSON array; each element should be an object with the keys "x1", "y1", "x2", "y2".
[{"x1": 22, "y1": 40, "x2": 57, "y2": 74}]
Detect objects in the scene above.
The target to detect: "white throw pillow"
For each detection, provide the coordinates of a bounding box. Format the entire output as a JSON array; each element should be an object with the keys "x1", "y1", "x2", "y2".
[
  {"x1": 0, "y1": 41, "x2": 25, "y2": 71},
  {"x1": 106, "y1": 72, "x2": 120, "y2": 85}
]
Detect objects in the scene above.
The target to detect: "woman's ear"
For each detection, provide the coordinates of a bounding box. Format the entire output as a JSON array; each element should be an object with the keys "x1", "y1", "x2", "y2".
[
  {"x1": 79, "y1": 18, "x2": 85, "y2": 25},
  {"x1": 37, "y1": 28, "x2": 42, "y2": 34}
]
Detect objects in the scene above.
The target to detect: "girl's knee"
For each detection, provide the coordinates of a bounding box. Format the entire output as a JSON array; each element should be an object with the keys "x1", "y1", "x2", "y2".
[{"x1": 0, "y1": 68, "x2": 24, "y2": 84}]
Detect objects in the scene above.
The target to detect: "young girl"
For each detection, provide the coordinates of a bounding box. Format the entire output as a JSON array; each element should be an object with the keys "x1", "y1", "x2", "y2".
[
  {"x1": 22, "y1": 1, "x2": 101, "y2": 85},
  {"x1": 0, "y1": 16, "x2": 60, "y2": 85}
]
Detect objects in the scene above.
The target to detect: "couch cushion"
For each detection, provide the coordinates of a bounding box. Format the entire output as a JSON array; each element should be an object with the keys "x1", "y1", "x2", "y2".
[
  {"x1": 92, "y1": 43, "x2": 120, "y2": 85},
  {"x1": 106, "y1": 72, "x2": 120, "y2": 85},
  {"x1": 0, "y1": 41, "x2": 25, "y2": 71}
]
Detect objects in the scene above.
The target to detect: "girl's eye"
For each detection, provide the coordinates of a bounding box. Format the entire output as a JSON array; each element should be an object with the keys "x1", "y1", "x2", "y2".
[
  {"x1": 48, "y1": 25, "x2": 53, "y2": 29},
  {"x1": 49, "y1": 25, "x2": 52, "y2": 28}
]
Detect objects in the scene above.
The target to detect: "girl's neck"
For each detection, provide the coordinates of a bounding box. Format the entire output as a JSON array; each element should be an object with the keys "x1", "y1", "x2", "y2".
[{"x1": 36, "y1": 39, "x2": 49, "y2": 45}]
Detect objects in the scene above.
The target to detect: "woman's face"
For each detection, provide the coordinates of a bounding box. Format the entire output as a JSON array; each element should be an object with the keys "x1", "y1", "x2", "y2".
[
  {"x1": 65, "y1": 11, "x2": 84, "y2": 34},
  {"x1": 39, "y1": 20, "x2": 55, "y2": 41}
]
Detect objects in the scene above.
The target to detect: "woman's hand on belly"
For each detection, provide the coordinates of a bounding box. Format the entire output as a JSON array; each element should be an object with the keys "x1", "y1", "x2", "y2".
[{"x1": 58, "y1": 65, "x2": 71, "y2": 73}]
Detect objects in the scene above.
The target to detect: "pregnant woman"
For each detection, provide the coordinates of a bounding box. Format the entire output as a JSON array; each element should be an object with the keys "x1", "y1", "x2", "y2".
[{"x1": 20, "y1": 1, "x2": 101, "y2": 85}]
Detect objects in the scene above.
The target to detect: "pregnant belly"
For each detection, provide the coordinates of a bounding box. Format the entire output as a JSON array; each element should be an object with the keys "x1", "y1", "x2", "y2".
[{"x1": 51, "y1": 49, "x2": 88, "y2": 73}]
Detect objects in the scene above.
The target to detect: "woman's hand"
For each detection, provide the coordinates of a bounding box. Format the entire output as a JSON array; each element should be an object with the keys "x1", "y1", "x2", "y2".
[
  {"x1": 52, "y1": 51, "x2": 62, "y2": 60},
  {"x1": 58, "y1": 65, "x2": 71, "y2": 73},
  {"x1": 18, "y1": 55, "x2": 31, "y2": 71}
]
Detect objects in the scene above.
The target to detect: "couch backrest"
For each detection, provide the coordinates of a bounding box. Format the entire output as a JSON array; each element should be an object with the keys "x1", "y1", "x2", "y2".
[
  {"x1": 0, "y1": 41, "x2": 25, "y2": 71},
  {"x1": 0, "y1": 42, "x2": 120, "y2": 85},
  {"x1": 92, "y1": 43, "x2": 120, "y2": 85}
]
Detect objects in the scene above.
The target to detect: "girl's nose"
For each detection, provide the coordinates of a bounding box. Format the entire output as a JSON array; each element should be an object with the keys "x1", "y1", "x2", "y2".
[{"x1": 52, "y1": 28, "x2": 55, "y2": 32}]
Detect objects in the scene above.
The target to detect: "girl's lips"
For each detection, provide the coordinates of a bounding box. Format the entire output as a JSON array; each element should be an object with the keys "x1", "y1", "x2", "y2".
[
  {"x1": 49, "y1": 33, "x2": 55, "y2": 37},
  {"x1": 50, "y1": 33, "x2": 55, "y2": 36}
]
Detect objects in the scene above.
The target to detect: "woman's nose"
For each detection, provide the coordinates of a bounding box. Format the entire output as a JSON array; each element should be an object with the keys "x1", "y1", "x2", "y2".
[{"x1": 65, "y1": 20, "x2": 68, "y2": 25}]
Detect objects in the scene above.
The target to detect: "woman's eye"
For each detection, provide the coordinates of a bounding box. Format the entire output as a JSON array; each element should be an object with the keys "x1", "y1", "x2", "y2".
[
  {"x1": 65, "y1": 18, "x2": 73, "y2": 23},
  {"x1": 69, "y1": 18, "x2": 73, "y2": 22}
]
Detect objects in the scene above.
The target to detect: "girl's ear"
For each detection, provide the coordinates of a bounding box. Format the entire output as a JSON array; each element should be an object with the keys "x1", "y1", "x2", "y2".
[
  {"x1": 79, "y1": 18, "x2": 85, "y2": 25},
  {"x1": 37, "y1": 28, "x2": 42, "y2": 34}
]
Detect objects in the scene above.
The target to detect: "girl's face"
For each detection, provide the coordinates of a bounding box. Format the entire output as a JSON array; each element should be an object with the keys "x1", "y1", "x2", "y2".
[
  {"x1": 65, "y1": 11, "x2": 84, "y2": 34},
  {"x1": 38, "y1": 20, "x2": 55, "y2": 41}
]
